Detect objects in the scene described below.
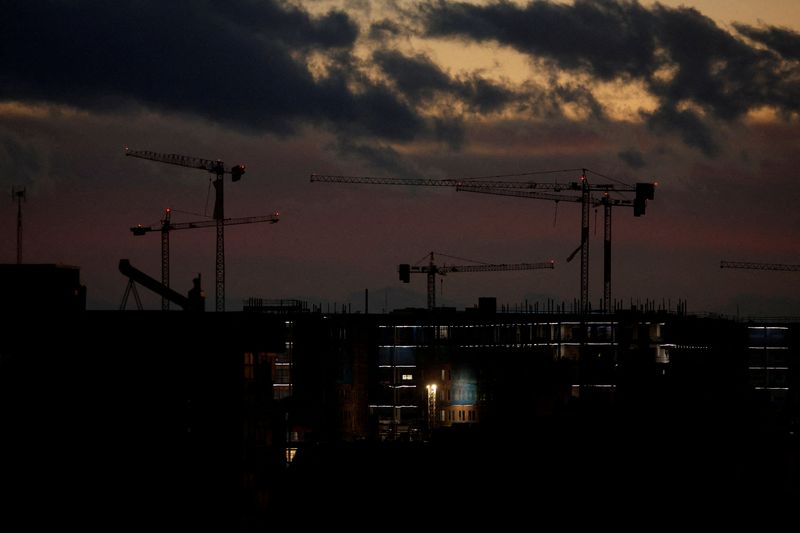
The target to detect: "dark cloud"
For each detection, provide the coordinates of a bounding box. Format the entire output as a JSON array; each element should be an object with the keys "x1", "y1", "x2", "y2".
[
  {"x1": 344, "y1": 85, "x2": 425, "y2": 141},
  {"x1": 455, "y1": 75, "x2": 517, "y2": 114},
  {"x1": 420, "y1": 0, "x2": 658, "y2": 80},
  {"x1": 644, "y1": 106, "x2": 719, "y2": 157},
  {"x1": 372, "y1": 50, "x2": 453, "y2": 103},
  {"x1": 0, "y1": 0, "x2": 421, "y2": 145},
  {"x1": 617, "y1": 148, "x2": 645, "y2": 169},
  {"x1": 432, "y1": 116, "x2": 466, "y2": 150},
  {"x1": 331, "y1": 138, "x2": 423, "y2": 179},
  {"x1": 1, "y1": 2, "x2": 326, "y2": 122},
  {"x1": 552, "y1": 82, "x2": 605, "y2": 119},
  {"x1": 648, "y1": 4, "x2": 782, "y2": 121},
  {"x1": 211, "y1": 0, "x2": 358, "y2": 48},
  {"x1": 4, "y1": 0, "x2": 799, "y2": 175},
  {"x1": 372, "y1": 49, "x2": 519, "y2": 113},
  {"x1": 734, "y1": 23, "x2": 800, "y2": 61},
  {"x1": 418, "y1": 0, "x2": 800, "y2": 155},
  {"x1": 0, "y1": 0, "x2": 534, "y2": 174},
  {"x1": 369, "y1": 19, "x2": 405, "y2": 39},
  {"x1": 514, "y1": 83, "x2": 563, "y2": 119}
]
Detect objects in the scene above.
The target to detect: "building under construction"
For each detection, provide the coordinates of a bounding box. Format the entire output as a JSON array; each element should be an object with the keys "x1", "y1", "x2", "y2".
[{"x1": 1, "y1": 266, "x2": 797, "y2": 527}]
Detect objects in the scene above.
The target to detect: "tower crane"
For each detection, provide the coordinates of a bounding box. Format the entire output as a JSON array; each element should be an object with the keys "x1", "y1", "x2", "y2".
[
  {"x1": 125, "y1": 147, "x2": 247, "y2": 312},
  {"x1": 399, "y1": 251, "x2": 555, "y2": 309},
  {"x1": 720, "y1": 261, "x2": 800, "y2": 271},
  {"x1": 310, "y1": 169, "x2": 655, "y2": 314},
  {"x1": 456, "y1": 179, "x2": 652, "y2": 313},
  {"x1": 130, "y1": 208, "x2": 280, "y2": 310}
]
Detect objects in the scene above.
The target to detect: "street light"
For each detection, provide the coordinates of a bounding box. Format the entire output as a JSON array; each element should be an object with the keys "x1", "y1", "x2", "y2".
[{"x1": 426, "y1": 384, "x2": 437, "y2": 430}]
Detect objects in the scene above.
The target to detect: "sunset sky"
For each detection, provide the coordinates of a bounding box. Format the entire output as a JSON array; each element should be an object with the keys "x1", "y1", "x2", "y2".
[{"x1": 2, "y1": 0, "x2": 799, "y2": 315}]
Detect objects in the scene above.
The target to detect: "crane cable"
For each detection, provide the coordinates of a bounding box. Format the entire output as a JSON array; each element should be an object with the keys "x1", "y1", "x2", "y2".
[
  {"x1": 172, "y1": 208, "x2": 210, "y2": 219},
  {"x1": 553, "y1": 201, "x2": 559, "y2": 227},
  {"x1": 204, "y1": 178, "x2": 213, "y2": 218},
  {"x1": 414, "y1": 251, "x2": 492, "y2": 266}
]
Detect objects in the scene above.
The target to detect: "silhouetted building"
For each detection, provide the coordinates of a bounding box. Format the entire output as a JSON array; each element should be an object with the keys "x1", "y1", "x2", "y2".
[
  {"x1": 2, "y1": 304, "x2": 797, "y2": 529},
  {"x1": 1, "y1": 311, "x2": 285, "y2": 531},
  {"x1": 0, "y1": 263, "x2": 86, "y2": 311},
  {"x1": 273, "y1": 306, "x2": 798, "y2": 520}
]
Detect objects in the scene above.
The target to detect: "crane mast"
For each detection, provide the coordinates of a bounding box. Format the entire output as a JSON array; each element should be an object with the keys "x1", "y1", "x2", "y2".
[
  {"x1": 580, "y1": 173, "x2": 590, "y2": 315},
  {"x1": 126, "y1": 147, "x2": 246, "y2": 311},
  {"x1": 399, "y1": 251, "x2": 555, "y2": 309},
  {"x1": 161, "y1": 208, "x2": 171, "y2": 310}
]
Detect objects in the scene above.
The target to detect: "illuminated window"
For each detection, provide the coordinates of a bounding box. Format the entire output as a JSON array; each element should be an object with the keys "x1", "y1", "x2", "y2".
[
  {"x1": 401, "y1": 374, "x2": 413, "y2": 381},
  {"x1": 285, "y1": 447, "x2": 297, "y2": 464}
]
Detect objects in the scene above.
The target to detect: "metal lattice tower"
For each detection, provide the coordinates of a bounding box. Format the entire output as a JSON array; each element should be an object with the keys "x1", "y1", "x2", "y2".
[{"x1": 12, "y1": 187, "x2": 25, "y2": 264}]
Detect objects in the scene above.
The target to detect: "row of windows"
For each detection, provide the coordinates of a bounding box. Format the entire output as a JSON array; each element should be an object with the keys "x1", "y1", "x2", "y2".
[
  {"x1": 748, "y1": 326, "x2": 787, "y2": 347},
  {"x1": 444, "y1": 408, "x2": 477, "y2": 422},
  {"x1": 379, "y1": 323, "x2": 618, "y2": 345}
]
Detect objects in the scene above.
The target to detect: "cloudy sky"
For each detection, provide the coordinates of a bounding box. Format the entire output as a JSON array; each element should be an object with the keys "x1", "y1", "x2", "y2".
[{"x1": 2, "y1": 0, "x2": 799, "y2": 315}]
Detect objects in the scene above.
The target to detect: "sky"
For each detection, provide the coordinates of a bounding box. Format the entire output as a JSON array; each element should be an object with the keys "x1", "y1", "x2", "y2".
[{"x1": 2, "y1": 0, "x2": 799, "y2": 316}]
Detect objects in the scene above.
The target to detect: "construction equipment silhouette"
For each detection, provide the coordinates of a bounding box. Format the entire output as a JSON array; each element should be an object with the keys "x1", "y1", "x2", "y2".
[
  {"x1": 119, "y1": 259, "x2": 205, "y2": 311},
  {"x1": 125, "y1": 147, "x2": 247, "y2": 311},
  {"x1": 131, "y1": 208, "x2": 279, "y2": 310},
  {"x1": 458, "y1": 174, "x2": 654, "y2": 313},
  {"x1": 456, "y1": 170, "x2": 654, "y2": 313},
  {"x1": 399, "y1": 251, "x2": 554, "y2": 310},
  {"x1": 310, "y1": 169, "x2": 656, "y2": 314}
]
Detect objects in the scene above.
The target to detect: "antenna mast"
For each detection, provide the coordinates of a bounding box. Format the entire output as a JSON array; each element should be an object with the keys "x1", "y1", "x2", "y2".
[{"x1": 12, "y1": 187, "x2": 26, "y2": 264}]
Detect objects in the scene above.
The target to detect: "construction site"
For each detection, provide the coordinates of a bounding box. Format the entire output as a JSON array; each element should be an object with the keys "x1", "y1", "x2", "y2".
[{"x1": 2, "y1": 155, "x2": 798, "y2": 528}]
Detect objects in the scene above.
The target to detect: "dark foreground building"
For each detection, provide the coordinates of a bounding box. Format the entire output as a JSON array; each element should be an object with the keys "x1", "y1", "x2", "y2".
[
  {"x1": 1, "y1": 311, "x2": 285, "y2": 530},
  {"x1": 0, "y1": 264, "x2": 86, "y2": 311},
  {"x1": 2, "y1": 302, "x2": 798, "y2": 528}
]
